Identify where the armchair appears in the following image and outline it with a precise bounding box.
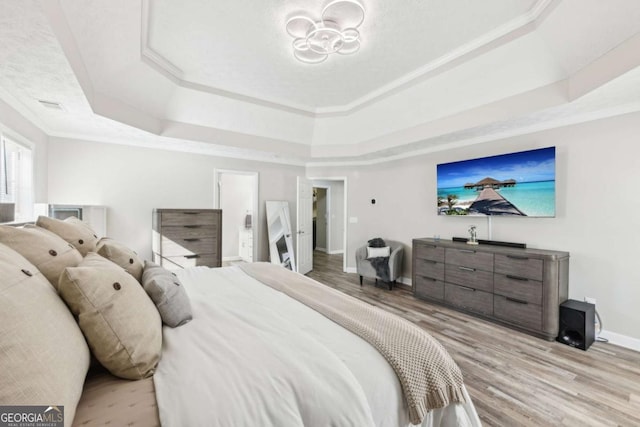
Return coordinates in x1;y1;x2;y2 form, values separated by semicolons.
355;240;404;290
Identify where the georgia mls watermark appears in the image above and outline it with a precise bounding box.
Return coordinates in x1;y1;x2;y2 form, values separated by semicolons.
0;406;63;427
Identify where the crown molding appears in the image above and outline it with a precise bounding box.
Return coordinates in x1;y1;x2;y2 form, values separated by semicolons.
140;0;557;118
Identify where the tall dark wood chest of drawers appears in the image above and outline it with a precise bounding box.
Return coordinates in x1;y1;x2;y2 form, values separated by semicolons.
152;209;222;270
412;238;569;340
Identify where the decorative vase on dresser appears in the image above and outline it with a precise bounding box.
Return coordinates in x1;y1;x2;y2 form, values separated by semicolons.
152;209;222;270
412;238;569;340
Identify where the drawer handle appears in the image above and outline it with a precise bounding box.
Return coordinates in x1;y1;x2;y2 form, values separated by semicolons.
459;249;476;254
506;297;528;305
422;259;437;264
459;285;475;292
184;254;201;259
183;238;201;242
183;212;200;215
459;266;476;272
506;275;529;282
507;255;529;260
183;225;202;229
419;275;437;282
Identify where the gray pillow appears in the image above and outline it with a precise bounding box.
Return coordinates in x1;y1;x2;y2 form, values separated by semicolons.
142;261;193;327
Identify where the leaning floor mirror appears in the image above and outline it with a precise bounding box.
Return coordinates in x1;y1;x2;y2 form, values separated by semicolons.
265;201;296;271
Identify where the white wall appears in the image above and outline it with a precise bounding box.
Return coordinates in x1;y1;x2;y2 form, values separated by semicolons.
47;137;303;262
308;111;640;342
219;173;253;259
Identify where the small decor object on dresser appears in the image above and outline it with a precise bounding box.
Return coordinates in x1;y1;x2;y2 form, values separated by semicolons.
412;237;569;340
152;209;222;271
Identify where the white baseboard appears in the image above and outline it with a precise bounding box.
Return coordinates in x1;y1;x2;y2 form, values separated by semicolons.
600;330;640;352
328;249;344;255
346;267;357;274
315;247;327;253
222;256;242;262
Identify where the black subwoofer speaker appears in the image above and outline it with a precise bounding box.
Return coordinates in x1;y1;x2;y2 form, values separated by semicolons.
557;299;595;351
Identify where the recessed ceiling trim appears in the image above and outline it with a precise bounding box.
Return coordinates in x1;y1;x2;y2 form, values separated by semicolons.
140;0;557;117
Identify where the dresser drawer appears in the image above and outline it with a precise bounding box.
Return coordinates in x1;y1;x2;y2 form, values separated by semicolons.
161;254;220;270
414;276;444;301
445;263;493;293
444;283;493;316
161;225;218;240
160;211;219;226
414;243;445;263
494;295;542;331
161;236;217;257
494;254;543;281
494;274;542;305
445;248;493;271
414;259;444;281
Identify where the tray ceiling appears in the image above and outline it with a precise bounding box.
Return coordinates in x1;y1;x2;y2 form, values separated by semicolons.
0;0;639;165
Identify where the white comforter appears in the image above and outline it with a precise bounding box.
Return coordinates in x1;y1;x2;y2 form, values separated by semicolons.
154;266;481;427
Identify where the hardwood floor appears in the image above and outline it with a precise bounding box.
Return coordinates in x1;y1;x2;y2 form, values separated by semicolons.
307;251;640;426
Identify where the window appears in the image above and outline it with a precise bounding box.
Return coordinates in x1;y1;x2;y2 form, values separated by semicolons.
0;134;33;222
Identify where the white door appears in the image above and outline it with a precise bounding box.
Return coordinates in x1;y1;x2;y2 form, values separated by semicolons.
296;176;313;274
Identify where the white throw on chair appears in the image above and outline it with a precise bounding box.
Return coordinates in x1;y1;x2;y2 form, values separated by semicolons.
355;240;404;290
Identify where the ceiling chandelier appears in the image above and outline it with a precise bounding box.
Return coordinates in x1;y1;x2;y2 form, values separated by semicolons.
285;0;365;64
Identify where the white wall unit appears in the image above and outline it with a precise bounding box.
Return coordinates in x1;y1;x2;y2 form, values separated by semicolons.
238;227;253;262
33;204;108;238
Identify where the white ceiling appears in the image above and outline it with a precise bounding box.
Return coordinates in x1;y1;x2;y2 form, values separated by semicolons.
0;0;639;165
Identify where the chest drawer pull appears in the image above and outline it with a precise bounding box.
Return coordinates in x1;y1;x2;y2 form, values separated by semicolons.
459;266;476;272
459;285;475;292
183;212;200;215
183;238;201;242
419;275;437;282
459;249;476;254
421;259;437;264
184;254;201;259
506;297;528;304
506;274;529;281
507;255;529;260
183;225;202;229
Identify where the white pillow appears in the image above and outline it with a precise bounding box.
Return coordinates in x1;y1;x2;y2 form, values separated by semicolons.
367;246;391;259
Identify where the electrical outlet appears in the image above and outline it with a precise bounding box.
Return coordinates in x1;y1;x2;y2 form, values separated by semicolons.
584;297;596;305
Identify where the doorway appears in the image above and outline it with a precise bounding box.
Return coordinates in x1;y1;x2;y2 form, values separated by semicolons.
214;169;259;264
308;178;347;273
312;186;330;253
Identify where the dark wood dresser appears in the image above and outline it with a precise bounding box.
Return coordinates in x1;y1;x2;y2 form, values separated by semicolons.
152;209;222;270
412;238;569;340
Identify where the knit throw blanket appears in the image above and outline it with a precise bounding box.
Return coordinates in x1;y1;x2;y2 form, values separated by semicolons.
238;262;466;424
367;237;390;281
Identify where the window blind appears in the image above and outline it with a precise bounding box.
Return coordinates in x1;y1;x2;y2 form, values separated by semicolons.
0;134;33;221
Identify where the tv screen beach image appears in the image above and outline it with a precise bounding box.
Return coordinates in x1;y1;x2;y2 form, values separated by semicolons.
437;147;556;217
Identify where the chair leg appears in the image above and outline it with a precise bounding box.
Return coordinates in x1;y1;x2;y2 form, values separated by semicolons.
359;275;363;286
388;281;392;291
375;278;378;284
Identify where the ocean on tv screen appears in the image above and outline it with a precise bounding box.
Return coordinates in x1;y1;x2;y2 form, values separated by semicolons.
437;180;555;217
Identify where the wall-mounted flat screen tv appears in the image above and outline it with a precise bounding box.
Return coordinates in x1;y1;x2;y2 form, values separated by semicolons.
437;147;555;217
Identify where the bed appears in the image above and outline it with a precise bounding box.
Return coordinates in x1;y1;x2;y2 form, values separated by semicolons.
0;217;481;427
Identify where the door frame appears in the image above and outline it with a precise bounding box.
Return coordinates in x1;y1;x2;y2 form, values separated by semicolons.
213;169;259;263
307;176;348;273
